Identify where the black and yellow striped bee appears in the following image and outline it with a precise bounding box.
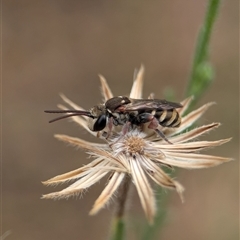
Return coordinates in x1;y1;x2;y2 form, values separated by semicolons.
45;96;182;144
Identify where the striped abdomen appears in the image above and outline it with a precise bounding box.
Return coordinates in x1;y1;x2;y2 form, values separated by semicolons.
155;109;181;128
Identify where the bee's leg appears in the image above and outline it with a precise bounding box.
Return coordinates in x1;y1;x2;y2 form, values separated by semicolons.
109;122;131;147
153;128;172;144
106;117;114;139
137;113;172;144
122;121;131;135
148;118;172;144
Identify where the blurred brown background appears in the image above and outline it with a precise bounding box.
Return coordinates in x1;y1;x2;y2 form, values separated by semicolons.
2;1;239;240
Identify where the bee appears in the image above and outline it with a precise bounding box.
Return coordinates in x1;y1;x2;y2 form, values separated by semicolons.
45;96;182;144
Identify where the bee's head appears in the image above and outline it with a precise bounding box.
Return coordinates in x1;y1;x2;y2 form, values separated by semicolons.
88;105;107;131
87;114;107;131
45;104;108;132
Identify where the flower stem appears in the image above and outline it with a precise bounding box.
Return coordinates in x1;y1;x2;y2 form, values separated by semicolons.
111;218;125;240
186;0;221;108
110;175;131;240
141;187;168;240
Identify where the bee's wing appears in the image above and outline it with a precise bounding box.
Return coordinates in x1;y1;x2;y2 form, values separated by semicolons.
125;99;183;111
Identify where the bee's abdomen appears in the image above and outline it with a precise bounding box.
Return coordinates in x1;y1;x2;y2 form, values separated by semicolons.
155;109;181;128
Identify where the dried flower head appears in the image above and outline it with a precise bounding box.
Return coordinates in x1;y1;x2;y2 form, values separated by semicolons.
42;66;232;223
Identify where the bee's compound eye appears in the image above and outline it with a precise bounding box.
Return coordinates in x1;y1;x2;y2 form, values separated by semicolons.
93;115;107;131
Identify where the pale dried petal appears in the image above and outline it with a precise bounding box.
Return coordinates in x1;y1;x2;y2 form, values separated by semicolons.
148;93;155;99
42;172;107;199
42;157;104;185
60;93;85;111
116;154;131;172
64;167;108;190
42;189;84;199
155;138;231;153
141;157;184;201
55;133;108;149
169;123;220;143
178;96;194;116
42;165;111;199
130;158;156;223
42;157;125;186
129;65;145;99
55;134;127;169
99;74;114;101
90;172;125;215
160;153;232;169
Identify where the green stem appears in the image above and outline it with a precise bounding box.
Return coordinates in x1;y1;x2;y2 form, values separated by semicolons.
141;187;168;240
110;175;131;240
186;0;221;107
111;218;125;240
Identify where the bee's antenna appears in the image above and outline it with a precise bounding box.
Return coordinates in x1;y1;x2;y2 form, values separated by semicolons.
44;110;94;123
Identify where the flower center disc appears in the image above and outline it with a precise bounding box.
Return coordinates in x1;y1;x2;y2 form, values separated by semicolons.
124;136;145;156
